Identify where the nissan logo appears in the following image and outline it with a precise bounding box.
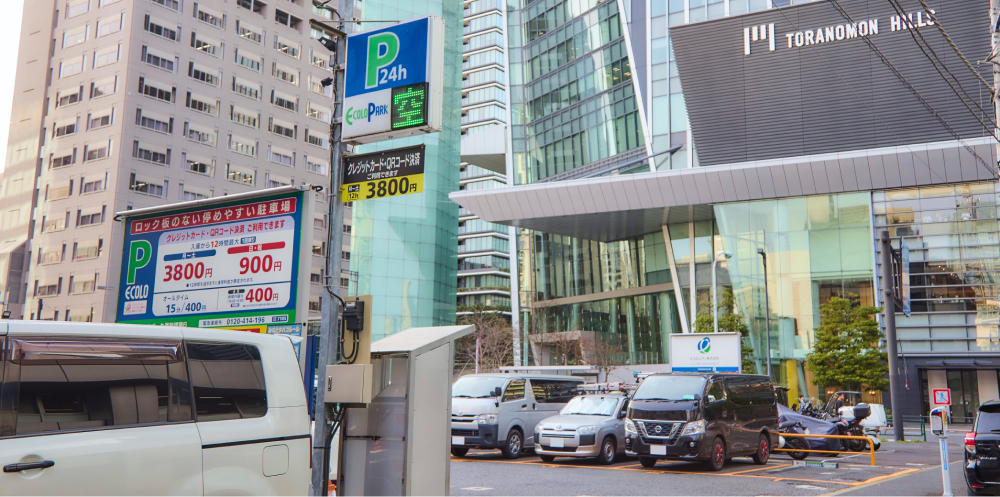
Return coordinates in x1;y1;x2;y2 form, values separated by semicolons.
654;425;663;433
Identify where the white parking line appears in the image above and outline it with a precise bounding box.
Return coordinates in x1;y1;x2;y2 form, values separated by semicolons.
461;487;493;491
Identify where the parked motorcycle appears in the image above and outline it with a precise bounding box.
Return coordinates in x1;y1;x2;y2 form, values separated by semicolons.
777;420;810;460
829;403;879;452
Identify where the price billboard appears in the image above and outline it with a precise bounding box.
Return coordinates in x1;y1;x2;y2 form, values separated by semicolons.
115;189;313;330
342;145;424;202
342;16;443;144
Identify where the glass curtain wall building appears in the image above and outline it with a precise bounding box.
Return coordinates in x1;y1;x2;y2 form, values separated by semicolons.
455;0;1000;417
348;0;463;340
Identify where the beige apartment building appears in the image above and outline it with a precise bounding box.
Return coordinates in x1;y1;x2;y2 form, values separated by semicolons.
0;0;351;323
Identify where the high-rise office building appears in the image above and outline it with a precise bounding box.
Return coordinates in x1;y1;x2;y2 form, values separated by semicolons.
455;0;1000;420
0;0;351;324
456;0;513;322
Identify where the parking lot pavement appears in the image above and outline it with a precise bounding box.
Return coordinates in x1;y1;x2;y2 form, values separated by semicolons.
449;438;968;496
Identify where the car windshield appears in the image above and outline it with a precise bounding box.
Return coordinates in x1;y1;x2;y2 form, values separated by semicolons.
633;376;707;401
977;407;1000;432
561;396;619;416
453;376;506;398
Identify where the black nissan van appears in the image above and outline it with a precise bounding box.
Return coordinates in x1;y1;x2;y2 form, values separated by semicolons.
624;373;778;471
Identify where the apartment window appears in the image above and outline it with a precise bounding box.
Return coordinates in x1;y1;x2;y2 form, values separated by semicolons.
63;26;87;49
136;109;172;134
53;118;79;138
42;213;69;232
87;109;113;129
270;118;295;139
310;50;330;70
306;130;327;148
230;106;258;128
188;62;220;86
38;245;65;265
195;4;225;29
269;147;293;166
343;224;351;234
307;104;330;122
235;20;263;44
190;32;222;58
73;239;103;260
36;279;61;297
272;63;298;85
150;0;180;11
310;272;322;283
308;77;331;97
341;251;350;261
266;174;290;188
308;300;320;311
138;77;174;103
84;142;110;161
236;0;263;13
66;307;95;321
97;15;122;37
144;15;179;41
129;174;166;197
90;77;116;99
306;158;328;175
179;185;209;201
80;175;106;194
59;56;85;78
66;0;90;18
99;0;122;6
312;243;325;256
340;278;350;287
271;91;296;112
227;164;254;185
313;216;326;229
141;46;176;72
77;206;106;227
274;10;301;29
56;86;83;107
133;141;171;165
94;44;120;68
46;181;73;201
183;155;214;176
186;92;218;116
50;150;76;169
231;78;259;101
274;36;300;58
70;274;98;294
234;49;262;72
229;135;256;157
183;122;216;146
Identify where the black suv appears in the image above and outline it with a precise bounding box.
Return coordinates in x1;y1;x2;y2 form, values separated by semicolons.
625;373;778;471
965;400;1000;494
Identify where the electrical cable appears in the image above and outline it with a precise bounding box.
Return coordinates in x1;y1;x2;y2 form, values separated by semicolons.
917;0;996;98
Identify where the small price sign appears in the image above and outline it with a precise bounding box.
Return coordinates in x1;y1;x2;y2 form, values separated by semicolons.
342;145;425;202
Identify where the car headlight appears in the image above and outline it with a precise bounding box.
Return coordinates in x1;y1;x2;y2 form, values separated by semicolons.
578;425;597;435
624;418;638;434
477;414;498;425
681;419;706;436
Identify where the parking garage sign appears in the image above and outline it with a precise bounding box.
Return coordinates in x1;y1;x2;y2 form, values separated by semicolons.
115;190;312;330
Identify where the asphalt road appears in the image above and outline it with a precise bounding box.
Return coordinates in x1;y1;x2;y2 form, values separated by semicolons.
449;433;974;496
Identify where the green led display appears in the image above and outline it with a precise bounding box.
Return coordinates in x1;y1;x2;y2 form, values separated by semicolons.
390;83;428;130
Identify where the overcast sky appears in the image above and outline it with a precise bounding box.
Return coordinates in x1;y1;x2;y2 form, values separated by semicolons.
0;3;25;174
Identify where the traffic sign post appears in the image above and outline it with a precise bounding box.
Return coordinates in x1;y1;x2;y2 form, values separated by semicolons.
930;407;953;497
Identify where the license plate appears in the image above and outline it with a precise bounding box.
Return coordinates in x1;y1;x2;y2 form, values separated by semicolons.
452;436;465;446
651;445;666;456
551;438;564;448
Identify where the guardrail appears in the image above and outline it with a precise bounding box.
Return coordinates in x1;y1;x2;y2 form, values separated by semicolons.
772;432;877;466
885;417;927;441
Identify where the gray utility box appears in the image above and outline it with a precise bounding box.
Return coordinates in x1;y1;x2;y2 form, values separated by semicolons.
325;364;373;406
337;325;473;496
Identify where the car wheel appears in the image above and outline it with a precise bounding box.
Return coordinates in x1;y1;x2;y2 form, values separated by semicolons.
639;456;657;468
752;434;770;465
596;436;616;465
451;447;469;458
501;428;523;459
539;455;556;463
707;437;726;471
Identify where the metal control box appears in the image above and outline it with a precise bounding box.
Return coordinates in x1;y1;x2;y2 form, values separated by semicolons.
325;364;373;406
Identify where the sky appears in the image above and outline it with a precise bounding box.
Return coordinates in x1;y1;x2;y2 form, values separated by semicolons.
0;2;25;174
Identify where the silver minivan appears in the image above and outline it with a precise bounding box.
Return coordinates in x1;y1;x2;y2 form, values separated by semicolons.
450;374;584;459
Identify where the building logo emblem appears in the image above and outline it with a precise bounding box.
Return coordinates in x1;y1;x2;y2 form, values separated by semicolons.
743;23;775;55
697;336;712;355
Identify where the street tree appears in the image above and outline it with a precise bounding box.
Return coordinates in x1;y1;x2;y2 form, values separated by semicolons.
580;336;626;382
806;294;888;392
693;288;756;374
455;305;513;374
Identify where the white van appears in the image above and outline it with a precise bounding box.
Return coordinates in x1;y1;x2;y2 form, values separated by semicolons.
0;321;309;495
451;373;584;459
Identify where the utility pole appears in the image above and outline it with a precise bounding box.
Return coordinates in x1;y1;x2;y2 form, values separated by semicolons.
757;248;771;378
881;231;905;442
311;3;351;494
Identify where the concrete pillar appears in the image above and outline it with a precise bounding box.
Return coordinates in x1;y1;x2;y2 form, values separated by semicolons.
785;359;799;406
610;298;619;336
659;292;676;365
979;370;999;404
626;297;637;365
570;303;582;331
927;369;949;418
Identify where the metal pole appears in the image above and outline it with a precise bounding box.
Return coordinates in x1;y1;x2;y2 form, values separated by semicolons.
940;431;953;497
758;249;771;379
712;252;731;334
311;15;350;495
881;230;905;442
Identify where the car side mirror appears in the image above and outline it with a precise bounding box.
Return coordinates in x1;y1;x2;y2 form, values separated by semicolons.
491;386;502;398
707;395;717;403
617;411;626;419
